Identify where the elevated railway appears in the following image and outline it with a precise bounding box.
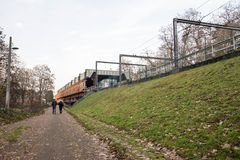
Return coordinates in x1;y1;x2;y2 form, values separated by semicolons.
56;34;240;104
56;69;129;104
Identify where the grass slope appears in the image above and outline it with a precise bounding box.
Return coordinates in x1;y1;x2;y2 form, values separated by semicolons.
70;57;240;159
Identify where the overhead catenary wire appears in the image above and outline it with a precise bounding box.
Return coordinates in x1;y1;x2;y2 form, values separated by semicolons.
196;0;212;10
201;0;233;19
131;40;161;54
178;0;234;33
127;35;159;53
128;0;233;54
128;0;214;54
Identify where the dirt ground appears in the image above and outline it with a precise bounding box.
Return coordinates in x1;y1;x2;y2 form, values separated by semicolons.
0;107;114;160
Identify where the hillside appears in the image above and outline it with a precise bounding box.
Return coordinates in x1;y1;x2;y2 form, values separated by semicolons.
70;57;240;159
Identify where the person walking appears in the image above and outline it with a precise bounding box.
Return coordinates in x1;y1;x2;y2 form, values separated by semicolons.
58;100;64;114
52;99;57;114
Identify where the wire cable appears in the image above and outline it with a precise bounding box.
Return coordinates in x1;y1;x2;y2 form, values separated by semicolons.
128;35;158;53
129;0;214;52
127;35;159;53
133;40;161;54
178;0;234;34
201;0;233;19
196;0;212;10
128;0;231;54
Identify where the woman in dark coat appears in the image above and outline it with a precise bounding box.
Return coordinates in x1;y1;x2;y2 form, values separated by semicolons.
58;100;64;114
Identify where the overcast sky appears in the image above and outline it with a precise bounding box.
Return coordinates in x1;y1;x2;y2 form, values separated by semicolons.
0;0;229;92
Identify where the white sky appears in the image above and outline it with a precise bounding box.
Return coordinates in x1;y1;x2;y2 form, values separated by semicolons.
0;0;229;92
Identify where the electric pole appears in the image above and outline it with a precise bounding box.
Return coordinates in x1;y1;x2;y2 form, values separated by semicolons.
5;37;18;109
5;37;12;109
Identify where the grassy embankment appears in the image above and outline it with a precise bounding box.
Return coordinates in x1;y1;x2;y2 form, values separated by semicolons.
69;57;240;159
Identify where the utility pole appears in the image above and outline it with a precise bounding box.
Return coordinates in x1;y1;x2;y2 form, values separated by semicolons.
173;18;178;68
5;37;18;109
204;34;207;60
95;61;98;90
119;54;122;86
5;37;12;109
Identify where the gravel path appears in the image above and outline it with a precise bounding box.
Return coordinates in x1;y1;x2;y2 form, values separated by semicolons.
0;108;113;160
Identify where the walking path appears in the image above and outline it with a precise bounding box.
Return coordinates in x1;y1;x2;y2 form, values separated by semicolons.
0;108;113;160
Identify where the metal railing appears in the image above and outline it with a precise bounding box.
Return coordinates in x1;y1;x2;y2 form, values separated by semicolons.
138;34;240;79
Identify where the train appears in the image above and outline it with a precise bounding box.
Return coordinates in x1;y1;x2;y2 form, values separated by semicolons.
55;69;96;104
56;69;128;104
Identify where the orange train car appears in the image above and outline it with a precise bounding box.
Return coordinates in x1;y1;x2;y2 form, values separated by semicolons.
56;69;125;104
56;70;95;104
56;80;86;102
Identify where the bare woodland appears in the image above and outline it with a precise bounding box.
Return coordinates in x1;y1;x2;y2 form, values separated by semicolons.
0;31;55;108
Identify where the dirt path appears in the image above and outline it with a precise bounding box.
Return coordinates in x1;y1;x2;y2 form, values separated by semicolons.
0;108;114;160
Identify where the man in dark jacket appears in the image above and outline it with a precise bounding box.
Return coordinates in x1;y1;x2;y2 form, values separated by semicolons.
58;100;64;114
51;99;57;114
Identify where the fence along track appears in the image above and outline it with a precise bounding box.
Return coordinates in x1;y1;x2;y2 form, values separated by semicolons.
136;34;240;80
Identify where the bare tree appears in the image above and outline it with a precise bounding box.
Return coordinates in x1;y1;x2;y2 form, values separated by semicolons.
178;9;206;56
159;24;174;60
14;67;31;105
121;58;134;81
158;8;212;65
28;69;38;105
212;1;240;42
0;28;6;106
33;65;55;104
0;27;7;84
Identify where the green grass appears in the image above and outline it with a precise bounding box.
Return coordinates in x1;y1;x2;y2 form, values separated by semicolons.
67;108;165;159
0;108;32;126
0;126;29;143
70;56;240;159
5;126;29;142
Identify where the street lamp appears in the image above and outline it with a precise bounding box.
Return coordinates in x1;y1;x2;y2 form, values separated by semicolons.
5;36;18;109
12;47;19;50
